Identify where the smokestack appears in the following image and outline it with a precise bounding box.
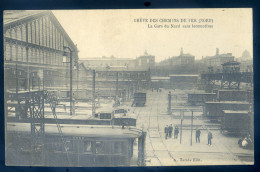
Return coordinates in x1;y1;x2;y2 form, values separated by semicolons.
216;48;219;56
180;48;183;56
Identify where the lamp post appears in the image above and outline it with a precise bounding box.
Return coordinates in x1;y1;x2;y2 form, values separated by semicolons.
63;46;73;116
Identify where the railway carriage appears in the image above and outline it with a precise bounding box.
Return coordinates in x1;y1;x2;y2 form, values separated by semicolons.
6;123;146;166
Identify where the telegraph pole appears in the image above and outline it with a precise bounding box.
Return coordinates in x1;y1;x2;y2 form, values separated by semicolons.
63;46;73;116
190;111;194;146
180;110;183;144
115;72;119;107
70;50;73;116
92;70;96;117
168;91;172;115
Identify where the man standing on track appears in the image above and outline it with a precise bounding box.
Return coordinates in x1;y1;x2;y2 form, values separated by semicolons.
168;124;173;138
174;126;179;139
164;125;169;139
208;130;213;145
196;128;201;143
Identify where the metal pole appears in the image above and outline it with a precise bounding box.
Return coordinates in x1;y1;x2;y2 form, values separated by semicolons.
77;63;79;92
168;91;171;115
180;111;183;144
115;72;118;107
190;111;193;146
70;50;73;116
15;64;18;94
43;72;45;90
92;70;96;117
38;77;40;91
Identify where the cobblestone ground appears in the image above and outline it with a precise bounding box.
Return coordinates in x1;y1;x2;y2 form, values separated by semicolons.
134;89;254;166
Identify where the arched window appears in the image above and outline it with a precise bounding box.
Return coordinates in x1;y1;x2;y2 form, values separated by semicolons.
11;45;16;61
43;51;46;64
20;47;24;62
11;28;16;39
17;46;22;61
18;27;23;40
22;47;27;62
31;22;35;44
5;29;11;38
28;23;32;43
21;25;26;41
34;48;39;63
5;43;11;61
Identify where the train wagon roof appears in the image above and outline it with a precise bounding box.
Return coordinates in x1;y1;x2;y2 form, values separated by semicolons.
188;93;216;95
223;110;249;114
7;123;143;138
205;101;250;105
218;90;250;92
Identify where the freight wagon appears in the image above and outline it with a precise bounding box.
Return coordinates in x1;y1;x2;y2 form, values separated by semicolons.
187;93;216;105
132;92;146;107
204;101;250;121
220;110;249;134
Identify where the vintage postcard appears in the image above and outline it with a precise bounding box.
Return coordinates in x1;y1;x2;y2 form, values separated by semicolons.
4;9;253;166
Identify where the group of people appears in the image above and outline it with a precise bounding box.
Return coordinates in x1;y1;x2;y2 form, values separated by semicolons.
164;126;213;146
164;124;179;140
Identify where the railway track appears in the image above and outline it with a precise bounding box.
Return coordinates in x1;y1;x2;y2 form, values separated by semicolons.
144;91;179;166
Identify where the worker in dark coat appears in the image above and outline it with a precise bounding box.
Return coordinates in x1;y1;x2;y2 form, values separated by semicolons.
196;128;201;143
164;125;169;139
168;124;173;138
208;130;213;145
174;126;179;139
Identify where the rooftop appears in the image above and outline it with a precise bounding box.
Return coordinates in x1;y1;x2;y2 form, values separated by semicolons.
223;110;249;114
4;10;47;25
7;123;143;138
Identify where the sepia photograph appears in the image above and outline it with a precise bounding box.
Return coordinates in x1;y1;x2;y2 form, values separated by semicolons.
4;9;253;167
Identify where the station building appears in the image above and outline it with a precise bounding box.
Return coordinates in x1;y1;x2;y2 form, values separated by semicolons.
4;10;79;92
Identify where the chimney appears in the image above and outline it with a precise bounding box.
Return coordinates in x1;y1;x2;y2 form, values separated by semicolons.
180;48;183;56
216;48;219;56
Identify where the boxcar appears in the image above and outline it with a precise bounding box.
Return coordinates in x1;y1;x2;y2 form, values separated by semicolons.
220;110;249;134
187;93;216;105
132;92;146;107
217;90;253;102
204;101;250;121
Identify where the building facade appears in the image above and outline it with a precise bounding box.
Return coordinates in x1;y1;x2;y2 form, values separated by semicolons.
158;48;195;67
80;56;136;70
237;50;253;72
4;10;78;92
135;51;155;69
200;48;235;69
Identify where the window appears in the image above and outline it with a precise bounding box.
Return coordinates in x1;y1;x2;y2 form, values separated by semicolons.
95;141;105;154
65;140;73;152
84;141;92;153
114;142;123;154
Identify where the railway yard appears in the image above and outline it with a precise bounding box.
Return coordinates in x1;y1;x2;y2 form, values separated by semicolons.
4;10;254;167
6;88;254;166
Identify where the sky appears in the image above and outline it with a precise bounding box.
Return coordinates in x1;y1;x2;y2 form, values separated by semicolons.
52;9;253;62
